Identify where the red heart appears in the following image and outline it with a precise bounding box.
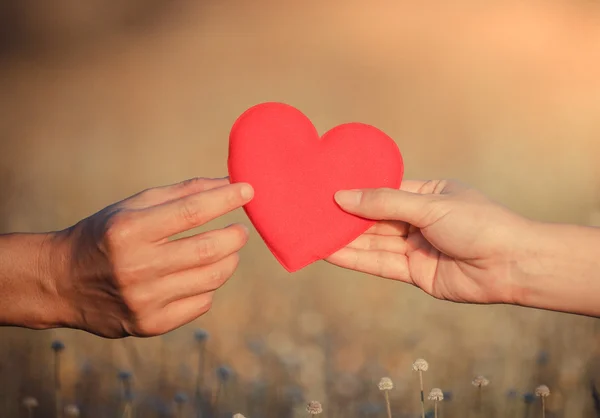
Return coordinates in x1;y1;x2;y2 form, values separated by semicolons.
228;102;404;272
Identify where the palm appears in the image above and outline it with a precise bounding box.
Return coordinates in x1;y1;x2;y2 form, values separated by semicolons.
327;221;496;304
404;227;490;303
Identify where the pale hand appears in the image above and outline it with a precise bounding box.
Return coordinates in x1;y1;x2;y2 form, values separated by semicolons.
327;180;531;305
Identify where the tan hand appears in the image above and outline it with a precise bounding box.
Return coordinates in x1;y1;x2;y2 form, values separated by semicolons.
51;177;253;338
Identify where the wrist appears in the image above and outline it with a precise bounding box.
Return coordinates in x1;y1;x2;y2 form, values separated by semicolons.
509;220;600;316
0;231;76;329
38;230;79;329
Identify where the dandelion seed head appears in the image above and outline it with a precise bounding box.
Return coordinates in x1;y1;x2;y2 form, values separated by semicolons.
428;388;444;401
472;376;490;387
51;340;65;352
247;339;266;356
216;365;234;382
536;350;550;366
233;414;246;418
22;397;38;408
194;329;209;342
306;401;323;414
118;370;132;381
378;377;394;391
174;392;188;404
412;358;429;372
535;385;550;397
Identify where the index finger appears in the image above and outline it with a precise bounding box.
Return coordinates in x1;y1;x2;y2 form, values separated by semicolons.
127;177;231;209
135;182;254;241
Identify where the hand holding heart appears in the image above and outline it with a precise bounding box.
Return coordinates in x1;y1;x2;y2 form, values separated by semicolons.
327;180;530;305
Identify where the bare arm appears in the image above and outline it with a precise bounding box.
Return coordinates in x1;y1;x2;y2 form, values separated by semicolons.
0;233;65;329
513;221;600;317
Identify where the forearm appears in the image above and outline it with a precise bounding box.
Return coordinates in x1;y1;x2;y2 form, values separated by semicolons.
0;232;68;329
512;221;600;317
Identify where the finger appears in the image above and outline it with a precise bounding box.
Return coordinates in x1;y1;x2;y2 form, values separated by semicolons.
334;187;444;227
346;234;408;253
151;253;239;304
365;220;409;236
155;224;248;275
126;177;229;209
325;247;411;282
136;183;254;241
398;180;430;193
138;291;215;336
127;177;230;209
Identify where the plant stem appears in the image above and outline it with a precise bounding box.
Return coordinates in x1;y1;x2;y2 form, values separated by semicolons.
54;351;62;418
419;371;425;418
435;400;438;418
384;390;392;418
213;382;224;418
542;397;546;418
195;342;206;418
121;402;132;418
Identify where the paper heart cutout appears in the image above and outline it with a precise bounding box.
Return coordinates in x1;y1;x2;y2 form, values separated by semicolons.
228;102;404;272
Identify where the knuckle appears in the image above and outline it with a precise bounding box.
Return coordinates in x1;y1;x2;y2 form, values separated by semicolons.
206;266;226;286
205;256;237;289
122;288;152;315
139;187;161;202
369;189;394;214
179;199;203;227
195;237;219;261
105;213;136;246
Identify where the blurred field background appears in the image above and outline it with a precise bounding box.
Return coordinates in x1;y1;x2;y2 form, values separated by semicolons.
1;1;600;417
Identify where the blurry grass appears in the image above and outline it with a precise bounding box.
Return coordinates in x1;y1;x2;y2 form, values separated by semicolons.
1;1;600;417
6;326;600;417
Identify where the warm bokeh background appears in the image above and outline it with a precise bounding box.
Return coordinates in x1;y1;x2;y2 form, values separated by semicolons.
1;1;600;417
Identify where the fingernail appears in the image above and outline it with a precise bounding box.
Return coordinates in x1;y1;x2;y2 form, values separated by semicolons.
227;223;250;234
240;183;254;200
334;190;362;207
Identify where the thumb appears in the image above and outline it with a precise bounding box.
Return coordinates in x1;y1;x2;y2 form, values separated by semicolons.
334;188;440;227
